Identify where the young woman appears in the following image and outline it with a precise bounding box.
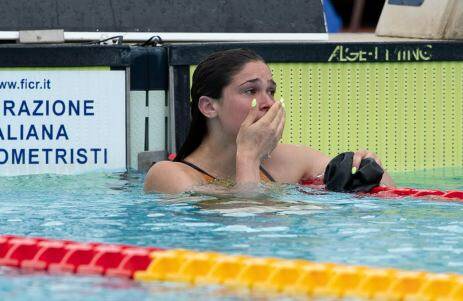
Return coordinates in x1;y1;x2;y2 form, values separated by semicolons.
144;49;394;194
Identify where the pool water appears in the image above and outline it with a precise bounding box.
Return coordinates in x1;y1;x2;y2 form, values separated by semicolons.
0;168;462;300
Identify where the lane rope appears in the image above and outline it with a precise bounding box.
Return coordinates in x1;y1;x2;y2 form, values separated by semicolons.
2;235;463;300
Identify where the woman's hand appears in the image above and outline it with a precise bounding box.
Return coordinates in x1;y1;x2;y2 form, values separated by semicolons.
352;149;395;187
236;100;285;162
235;100;285;183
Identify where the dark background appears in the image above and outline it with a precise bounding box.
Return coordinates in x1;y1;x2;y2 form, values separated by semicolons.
331;0;386;32
0;0;325;33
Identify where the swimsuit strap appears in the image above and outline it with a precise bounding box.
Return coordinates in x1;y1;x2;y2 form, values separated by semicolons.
259;165;275;182
181;160;275;183
181;160;216;180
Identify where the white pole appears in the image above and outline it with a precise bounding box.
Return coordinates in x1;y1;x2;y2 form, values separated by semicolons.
0;31;328;43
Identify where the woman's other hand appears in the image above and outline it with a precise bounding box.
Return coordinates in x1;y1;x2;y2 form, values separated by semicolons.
352;149;395;187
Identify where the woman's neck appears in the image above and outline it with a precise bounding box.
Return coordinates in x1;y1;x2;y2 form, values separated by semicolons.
186;130;238;179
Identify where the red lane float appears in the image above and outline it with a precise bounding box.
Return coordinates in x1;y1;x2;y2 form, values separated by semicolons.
0;235;162;278
300;179;463;202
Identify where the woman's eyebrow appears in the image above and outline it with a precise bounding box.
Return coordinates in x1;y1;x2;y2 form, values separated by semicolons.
239;78;260;86
239;78;276;87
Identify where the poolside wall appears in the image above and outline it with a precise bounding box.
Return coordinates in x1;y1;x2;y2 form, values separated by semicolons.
1;40;462;175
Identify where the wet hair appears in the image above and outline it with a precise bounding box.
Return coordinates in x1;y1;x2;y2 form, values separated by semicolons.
174;48;264;162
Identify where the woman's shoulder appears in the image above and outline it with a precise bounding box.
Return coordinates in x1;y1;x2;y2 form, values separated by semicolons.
272;144;327;159
144;160;200;193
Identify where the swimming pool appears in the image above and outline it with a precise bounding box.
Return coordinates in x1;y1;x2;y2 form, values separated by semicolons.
0;168;462;300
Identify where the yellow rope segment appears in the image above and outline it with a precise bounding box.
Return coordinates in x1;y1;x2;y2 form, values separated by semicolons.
134;249;463;300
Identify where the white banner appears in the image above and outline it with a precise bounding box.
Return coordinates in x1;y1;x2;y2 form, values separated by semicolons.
0;70;126;176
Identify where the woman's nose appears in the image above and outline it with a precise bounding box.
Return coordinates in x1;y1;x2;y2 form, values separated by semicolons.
259;93;275;108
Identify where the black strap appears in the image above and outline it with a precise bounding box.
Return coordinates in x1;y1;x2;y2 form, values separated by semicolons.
259;165;275;182
181;160;216;179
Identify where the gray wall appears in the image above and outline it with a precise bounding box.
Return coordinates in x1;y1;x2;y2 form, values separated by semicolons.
0;0;325;33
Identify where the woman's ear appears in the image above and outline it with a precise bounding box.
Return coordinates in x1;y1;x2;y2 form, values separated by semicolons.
198;96;218;118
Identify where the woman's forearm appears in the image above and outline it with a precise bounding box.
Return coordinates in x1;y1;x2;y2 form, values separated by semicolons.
235;151;260;184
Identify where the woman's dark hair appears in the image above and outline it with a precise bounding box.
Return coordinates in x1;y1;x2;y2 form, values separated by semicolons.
174;48;264;162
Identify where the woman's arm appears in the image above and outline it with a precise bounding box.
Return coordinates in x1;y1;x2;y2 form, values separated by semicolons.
273;145;395;187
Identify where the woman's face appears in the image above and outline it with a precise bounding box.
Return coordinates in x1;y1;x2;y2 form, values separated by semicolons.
216;60;277;136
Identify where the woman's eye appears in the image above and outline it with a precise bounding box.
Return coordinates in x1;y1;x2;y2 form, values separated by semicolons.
269;89;276;96
244;89;256;95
